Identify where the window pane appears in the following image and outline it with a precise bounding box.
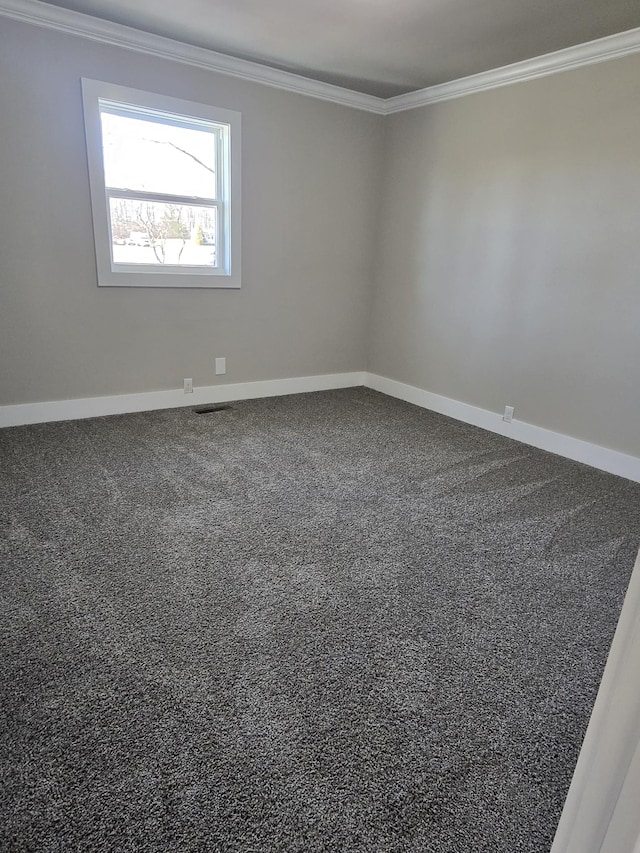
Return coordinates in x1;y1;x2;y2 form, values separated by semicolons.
109;199;218;267
101;111;217;198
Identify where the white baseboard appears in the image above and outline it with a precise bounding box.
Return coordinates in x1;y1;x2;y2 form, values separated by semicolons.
0;371;366;428
364;372;640;484
2;370;638;483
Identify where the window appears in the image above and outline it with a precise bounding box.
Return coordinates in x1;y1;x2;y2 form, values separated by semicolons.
81;79;241;288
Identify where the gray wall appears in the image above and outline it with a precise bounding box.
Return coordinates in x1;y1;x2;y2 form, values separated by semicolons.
369;56;640;458
0;19;383;404
2;17;639;459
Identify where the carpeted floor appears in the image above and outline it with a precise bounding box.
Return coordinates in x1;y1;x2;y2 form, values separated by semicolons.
1;387;639;852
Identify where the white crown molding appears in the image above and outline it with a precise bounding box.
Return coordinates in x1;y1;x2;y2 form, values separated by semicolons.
383;26;640;114
0;372;367;428
1;0;639;113
365;373;640;483
0;0;386;114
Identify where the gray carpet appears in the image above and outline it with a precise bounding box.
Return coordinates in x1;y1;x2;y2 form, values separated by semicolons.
1;387;639;852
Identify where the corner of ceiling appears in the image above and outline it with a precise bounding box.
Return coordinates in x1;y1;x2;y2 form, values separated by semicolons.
1;0;640;115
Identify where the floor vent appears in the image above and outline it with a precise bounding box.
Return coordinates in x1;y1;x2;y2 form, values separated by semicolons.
193;404;232;415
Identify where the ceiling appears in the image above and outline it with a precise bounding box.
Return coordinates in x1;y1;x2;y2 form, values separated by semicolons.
36;0;640;97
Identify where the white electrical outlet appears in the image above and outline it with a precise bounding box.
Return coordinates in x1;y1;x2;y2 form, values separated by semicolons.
184;378;193;394
215;357;226;376
503;405;514;423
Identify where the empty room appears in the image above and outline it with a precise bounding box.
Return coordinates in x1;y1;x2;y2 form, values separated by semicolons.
1;0;640;850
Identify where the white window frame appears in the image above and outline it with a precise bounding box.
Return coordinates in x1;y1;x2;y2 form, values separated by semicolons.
81;79;241;288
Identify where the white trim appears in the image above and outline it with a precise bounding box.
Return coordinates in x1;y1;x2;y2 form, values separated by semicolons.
383;27;640;113
0;0;385;114
550;549;640;853
0;372;366;428
2;0;640;114
2;371;638;482
364;373;640;483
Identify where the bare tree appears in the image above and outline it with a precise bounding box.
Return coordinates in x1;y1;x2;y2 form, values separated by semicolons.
142;138;214;175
